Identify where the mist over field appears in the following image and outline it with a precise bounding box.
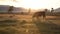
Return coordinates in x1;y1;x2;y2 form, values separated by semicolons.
0;5;60;34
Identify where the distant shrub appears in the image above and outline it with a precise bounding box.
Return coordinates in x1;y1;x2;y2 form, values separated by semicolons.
33;20;60;34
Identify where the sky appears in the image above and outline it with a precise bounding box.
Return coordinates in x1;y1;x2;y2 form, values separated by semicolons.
0;0;60;10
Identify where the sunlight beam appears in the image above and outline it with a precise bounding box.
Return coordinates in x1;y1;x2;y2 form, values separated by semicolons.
0;0;60;9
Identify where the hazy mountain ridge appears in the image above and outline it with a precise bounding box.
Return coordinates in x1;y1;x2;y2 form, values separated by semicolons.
0;5;10;12
0;5;26;13
54;7;60;12
0;5;60;15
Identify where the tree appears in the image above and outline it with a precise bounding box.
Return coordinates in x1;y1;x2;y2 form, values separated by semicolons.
8;6;14;14
51;8;54;12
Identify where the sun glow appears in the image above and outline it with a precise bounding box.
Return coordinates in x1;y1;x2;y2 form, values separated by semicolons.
13;0;50;9
0;0;60;9
13;0;60;9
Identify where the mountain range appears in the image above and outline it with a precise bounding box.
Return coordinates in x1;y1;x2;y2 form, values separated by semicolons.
0;5;26;13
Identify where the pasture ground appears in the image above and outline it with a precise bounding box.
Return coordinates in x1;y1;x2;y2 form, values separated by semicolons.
0;14;60;34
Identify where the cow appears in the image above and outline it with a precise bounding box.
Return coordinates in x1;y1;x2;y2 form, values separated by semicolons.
32;9;47;21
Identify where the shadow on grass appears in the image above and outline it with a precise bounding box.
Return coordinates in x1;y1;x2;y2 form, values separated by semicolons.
1;19;60;34
0;28;18;34
0;19;19;27
33;20;60;34
0;20;28;34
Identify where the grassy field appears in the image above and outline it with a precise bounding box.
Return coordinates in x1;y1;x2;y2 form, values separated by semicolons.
0;14;60;34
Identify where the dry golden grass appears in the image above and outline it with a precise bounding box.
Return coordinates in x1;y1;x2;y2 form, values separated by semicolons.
0;14;60;34
0;14;60;23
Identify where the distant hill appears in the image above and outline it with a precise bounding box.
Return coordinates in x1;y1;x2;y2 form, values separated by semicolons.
54;8;60;12
0;5;10;13
13;7;27;13
0;5;26;14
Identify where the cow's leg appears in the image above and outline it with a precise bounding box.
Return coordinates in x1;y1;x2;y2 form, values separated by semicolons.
43;14;46;22
42;13;45;19
43;15;45;19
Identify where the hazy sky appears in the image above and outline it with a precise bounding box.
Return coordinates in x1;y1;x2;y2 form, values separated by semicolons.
0;0;60;9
